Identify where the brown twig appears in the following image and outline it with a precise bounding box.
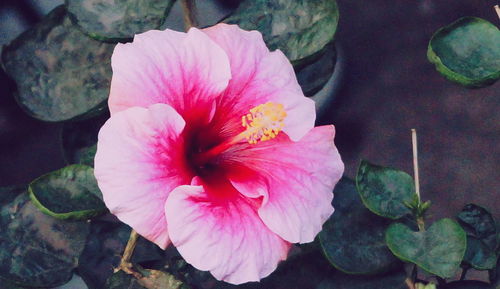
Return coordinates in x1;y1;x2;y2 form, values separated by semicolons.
181;0;198;31
115;230;142;279
405;278;416;289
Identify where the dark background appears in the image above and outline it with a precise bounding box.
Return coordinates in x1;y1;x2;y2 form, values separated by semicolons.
0;0;499;223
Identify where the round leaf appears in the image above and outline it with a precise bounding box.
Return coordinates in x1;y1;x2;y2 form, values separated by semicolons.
440;280;494;289
0;185;26;206
457;204;498;270
319;178;400;274
29;164;107;220
66;0;176;41
356;160;416;219
318;269;407;289
1;6;114;122
457;204;497;248
427;17;500;88
296;41;337;96
385;218;467;278
462;236;497;270
0;194;90;287
62;113;108;167
224;0;339;65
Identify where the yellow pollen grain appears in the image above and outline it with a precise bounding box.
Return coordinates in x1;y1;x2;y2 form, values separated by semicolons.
241;102;287;144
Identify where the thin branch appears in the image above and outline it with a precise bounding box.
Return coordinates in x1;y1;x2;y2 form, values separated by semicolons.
411;129;421;202
405;278;416;289
181;0;198;31
115;230;142;279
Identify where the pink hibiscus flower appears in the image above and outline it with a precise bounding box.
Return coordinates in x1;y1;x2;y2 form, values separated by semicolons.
94;24;344;284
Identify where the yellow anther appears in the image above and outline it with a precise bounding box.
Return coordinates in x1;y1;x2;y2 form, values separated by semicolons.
241;102;287;144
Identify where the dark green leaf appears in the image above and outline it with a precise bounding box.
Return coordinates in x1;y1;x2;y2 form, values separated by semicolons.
356;160;416;219
457;204;497;249
439;280;494;289
225;0;339;65
427;17;500;88
78;220;165;289
319;178;400;274
296;41;337;96
1;6;114;122
214;249;336;289
0;185;26;206
66;0;176;41
462;237;497;270
385;218;467;278
488;257;500;287
105;269;189;289
29;164;107;220
457;204;498;270
62;113;108;167
318;269;407;289
0;194;90;287
1;279;31;289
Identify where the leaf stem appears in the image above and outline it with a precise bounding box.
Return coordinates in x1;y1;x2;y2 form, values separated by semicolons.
115;230;142;279
181;0;198;31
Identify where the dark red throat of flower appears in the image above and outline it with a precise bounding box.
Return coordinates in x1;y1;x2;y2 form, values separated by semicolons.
189;102;287;173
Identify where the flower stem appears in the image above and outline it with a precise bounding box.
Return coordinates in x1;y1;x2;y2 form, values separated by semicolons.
181;0;198;31
411;129;420;202
115;230;142;279
411;129;426;231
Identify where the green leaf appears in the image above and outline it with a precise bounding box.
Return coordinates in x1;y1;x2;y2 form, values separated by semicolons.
0;193;90;287
385;218;467;278
78;220;165;289
318;269;407;289
296;41;337;96
427;17;500;88
62;114;108;167
105;269;189;289
462;237;497;270
66;0;176;42
1;279;31;289
457;204;498;270
29;164;107;220
319;178;400;275
0;185;26;206
457;204;497;249
1;6;114;122
439;280;494;289
225;0;339;65
356;160;416;219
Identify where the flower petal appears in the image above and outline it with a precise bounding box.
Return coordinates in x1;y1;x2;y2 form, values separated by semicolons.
108;27;231;121
228;125;344;243
165;179;290;284
94;104;192;249
203;24;315;141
